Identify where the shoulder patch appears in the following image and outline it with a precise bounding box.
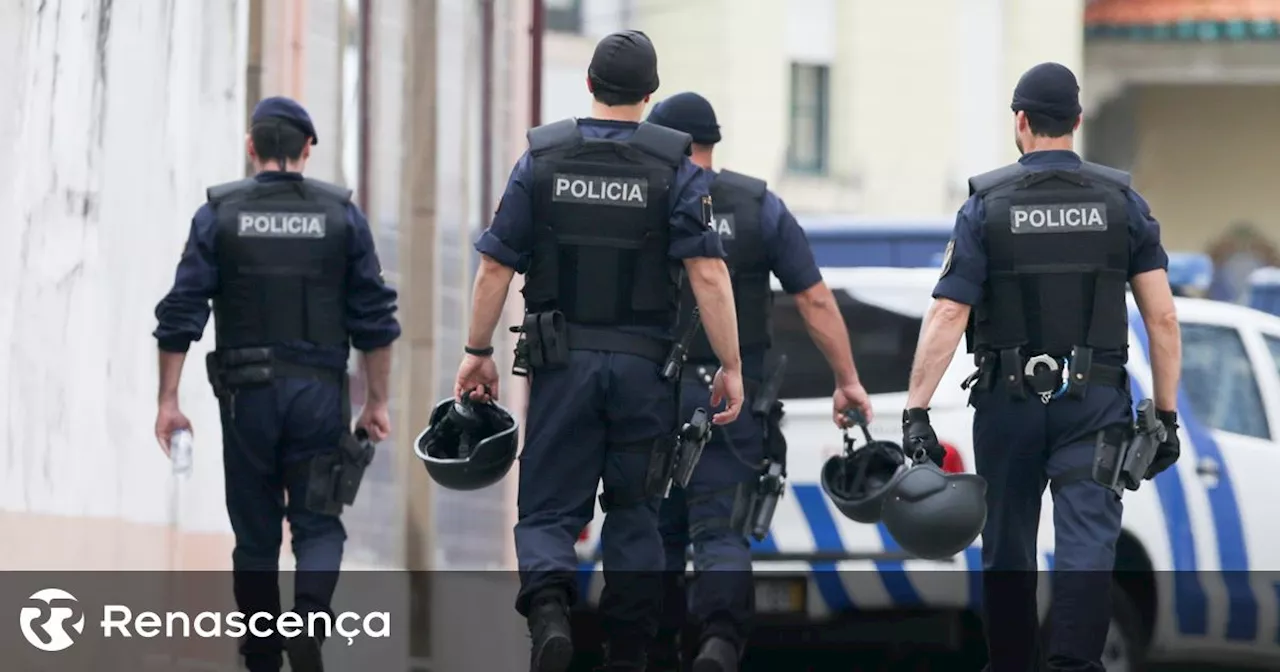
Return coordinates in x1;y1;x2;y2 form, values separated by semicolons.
940;239;955;279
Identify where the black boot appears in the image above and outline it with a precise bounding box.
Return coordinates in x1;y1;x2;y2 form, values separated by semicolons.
649;627;682;671
283;634;325;672
528;593;574;672
692;637;739;672
595;640;647;672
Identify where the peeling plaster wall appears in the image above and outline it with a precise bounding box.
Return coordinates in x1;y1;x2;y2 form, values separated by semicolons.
0;0;248;561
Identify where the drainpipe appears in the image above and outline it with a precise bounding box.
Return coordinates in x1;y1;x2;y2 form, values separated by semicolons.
530;0;544;127
480;0;494;227
245;0;264;176
357;0;373;212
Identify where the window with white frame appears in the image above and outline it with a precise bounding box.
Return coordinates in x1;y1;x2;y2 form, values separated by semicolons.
787;62;829;174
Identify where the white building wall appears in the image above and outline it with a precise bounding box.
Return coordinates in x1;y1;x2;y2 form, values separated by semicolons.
636;0;1085;219
0;0;249;567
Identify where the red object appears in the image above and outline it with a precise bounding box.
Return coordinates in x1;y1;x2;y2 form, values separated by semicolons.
939;442;966;474
1085;0;1280;26
578;525;591;542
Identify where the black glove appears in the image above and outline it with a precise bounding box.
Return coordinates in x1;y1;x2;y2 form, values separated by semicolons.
902;407;944;468
1145;409;1180;479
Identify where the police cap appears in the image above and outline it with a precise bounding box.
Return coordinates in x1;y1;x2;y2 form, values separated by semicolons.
648;92;721;145
1010;62;1082;120
251;96;319;145
588;30;660;98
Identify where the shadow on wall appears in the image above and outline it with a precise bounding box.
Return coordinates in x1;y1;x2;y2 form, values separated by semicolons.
1206;221;1280;303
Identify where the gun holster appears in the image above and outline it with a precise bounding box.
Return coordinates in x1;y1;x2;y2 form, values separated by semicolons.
510;311;569;376
303;428;376;516
731;460;786;542
641;434;679;502
671;408;712;491
1090;423;1131;497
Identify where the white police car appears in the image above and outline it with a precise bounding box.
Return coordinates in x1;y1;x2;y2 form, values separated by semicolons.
575;265;1280;670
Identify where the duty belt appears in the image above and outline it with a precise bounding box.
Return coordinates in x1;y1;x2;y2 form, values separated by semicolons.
965;346;1127;404
566;325;670;364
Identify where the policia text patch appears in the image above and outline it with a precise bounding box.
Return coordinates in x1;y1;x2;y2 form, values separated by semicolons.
552;174;648;208
238;212;327;238
1009;203;1107;234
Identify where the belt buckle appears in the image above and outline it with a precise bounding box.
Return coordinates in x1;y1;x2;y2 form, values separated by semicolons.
1024;354;1065;405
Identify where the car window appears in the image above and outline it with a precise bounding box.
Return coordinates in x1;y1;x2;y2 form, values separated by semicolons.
770;289;921;399
1264;334;1280;380
1179;323;1270;440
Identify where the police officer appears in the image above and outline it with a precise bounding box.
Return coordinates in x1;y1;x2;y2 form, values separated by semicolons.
901;63;1182;672
644;92;873;672
153;97;400;672
457;31;744;672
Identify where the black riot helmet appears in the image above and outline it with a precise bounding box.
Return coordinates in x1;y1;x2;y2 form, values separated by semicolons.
881;449;988;560
413;395;518;491
820;417;908;525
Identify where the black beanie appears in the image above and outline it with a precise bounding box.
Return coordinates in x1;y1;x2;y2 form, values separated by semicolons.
647;92;721;145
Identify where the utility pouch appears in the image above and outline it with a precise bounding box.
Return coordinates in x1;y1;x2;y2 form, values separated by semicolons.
1066;346;1093;400
999;348;1027;401
511;311;570;374
671;408;712;490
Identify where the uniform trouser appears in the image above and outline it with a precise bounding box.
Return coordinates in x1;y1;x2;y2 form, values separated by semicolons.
514;350;676;655
657;381;764;651
221;378;348;672
971;382;1131;672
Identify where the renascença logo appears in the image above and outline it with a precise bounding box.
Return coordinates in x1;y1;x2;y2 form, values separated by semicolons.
17;587;390;652
20;588;86;652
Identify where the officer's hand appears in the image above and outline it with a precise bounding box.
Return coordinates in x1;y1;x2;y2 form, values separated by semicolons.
1145;410;1181;479
709;366;744;425
454;353;500;403
357;403;392;443
902;407;944;468
155;401;192;456
834;381;873;428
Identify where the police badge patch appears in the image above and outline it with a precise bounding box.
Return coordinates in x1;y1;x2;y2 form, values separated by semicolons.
701;195;715;230
939;239;955;278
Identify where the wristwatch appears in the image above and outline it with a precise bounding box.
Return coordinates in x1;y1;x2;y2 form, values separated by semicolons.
464;345;494;357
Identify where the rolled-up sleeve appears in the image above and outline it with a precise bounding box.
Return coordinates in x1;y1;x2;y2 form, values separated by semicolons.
153;206;219;353
764;193;822;294
475;153;536;272
345;204;402;351
666;161;725;260
931;196;988;306
1126;189;1169;277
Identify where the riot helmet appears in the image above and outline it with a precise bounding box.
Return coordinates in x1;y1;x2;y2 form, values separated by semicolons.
881;449;988;560
414;394;518;491
820;417;908;525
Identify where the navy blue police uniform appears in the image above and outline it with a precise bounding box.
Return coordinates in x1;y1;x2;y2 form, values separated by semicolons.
935;147;1167;671
153;97;400;672
475;117;721;658
659;175;821;652
643;87;824;669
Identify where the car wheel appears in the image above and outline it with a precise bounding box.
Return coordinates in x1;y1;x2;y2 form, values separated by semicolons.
1103;581;1147;672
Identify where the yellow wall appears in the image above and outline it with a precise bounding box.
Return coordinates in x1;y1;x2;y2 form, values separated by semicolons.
1132;85;1280;253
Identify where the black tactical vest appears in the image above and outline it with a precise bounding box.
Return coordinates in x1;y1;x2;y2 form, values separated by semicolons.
207;177;351;350
682;169;772;361
966;161;1132;357
522;119;691;328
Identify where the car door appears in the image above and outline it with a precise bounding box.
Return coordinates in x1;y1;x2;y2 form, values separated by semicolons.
1175;318;1278;660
